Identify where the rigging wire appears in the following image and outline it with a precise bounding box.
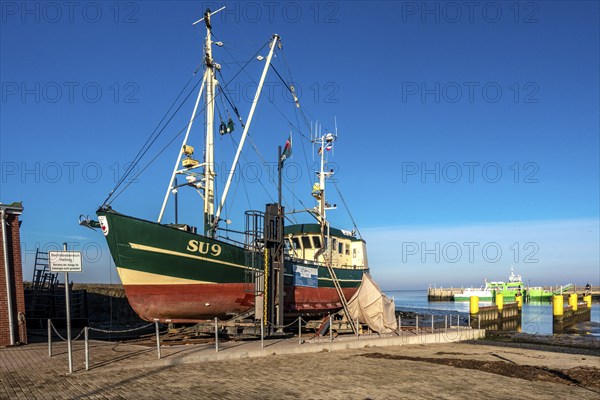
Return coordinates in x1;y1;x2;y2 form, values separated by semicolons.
106;40;270;204
332;181;363;240
102;64;203;206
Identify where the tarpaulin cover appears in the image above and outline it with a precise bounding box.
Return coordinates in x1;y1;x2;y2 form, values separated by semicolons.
347;273;397;333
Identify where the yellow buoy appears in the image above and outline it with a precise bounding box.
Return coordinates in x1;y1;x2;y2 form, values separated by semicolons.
553;295;563;316
469;296;479;314
496;293;504;312
583;295;592;309
568;293;578;311
516;295;523;310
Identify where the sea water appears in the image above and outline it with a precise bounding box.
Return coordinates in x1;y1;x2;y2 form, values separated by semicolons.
385;289;600;337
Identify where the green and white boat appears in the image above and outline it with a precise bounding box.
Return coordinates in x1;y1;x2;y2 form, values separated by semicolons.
454;268;524;301
454;268;573;302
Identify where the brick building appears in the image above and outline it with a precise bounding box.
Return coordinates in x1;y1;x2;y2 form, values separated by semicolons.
0;202;27;346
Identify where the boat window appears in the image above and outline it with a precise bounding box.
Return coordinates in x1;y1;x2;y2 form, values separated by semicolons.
345;243;350;255
291;237;301;249
313;236;322;248
352;248;357;258
301;236;312;249
338;242;343;254
332;238;337;251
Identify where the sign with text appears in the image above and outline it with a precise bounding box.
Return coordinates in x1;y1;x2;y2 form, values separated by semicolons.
49;251;83;272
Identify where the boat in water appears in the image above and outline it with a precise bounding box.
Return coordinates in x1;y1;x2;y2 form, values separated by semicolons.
454;267;573;302
80;9;368;325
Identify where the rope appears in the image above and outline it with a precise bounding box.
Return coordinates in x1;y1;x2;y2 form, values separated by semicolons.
88;322;155;334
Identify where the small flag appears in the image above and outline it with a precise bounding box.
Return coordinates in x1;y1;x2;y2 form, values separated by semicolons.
325;142;333;151
318;147;322;155
281;133;292;163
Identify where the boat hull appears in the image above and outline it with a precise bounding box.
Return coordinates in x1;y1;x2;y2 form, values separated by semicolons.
98;209;366;322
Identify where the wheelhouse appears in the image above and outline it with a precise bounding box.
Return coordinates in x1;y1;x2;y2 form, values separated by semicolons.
284;223;368;269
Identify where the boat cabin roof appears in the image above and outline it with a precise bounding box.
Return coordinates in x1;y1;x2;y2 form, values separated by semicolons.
284;223;363;242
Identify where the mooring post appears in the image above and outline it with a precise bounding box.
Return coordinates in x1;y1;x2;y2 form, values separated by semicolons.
260;314;264;348
155;321;161;359
431;315;434;333
47;319;52;357
398;315;401;336
478;315;481;330
356;316;359;340
468;313;471;328
444;315;447;332
298;317;302;345
84;327;89;371
416;315;419;334
215;318;219;352
329;313;332;342
457;314;460;328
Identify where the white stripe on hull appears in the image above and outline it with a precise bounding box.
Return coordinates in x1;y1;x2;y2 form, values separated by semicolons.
117;267;217;285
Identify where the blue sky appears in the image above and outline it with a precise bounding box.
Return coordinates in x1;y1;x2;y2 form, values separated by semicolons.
1;1;598;289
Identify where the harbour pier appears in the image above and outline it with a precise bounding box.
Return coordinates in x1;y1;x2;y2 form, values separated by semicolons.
468;294;522;331
552;294;592;333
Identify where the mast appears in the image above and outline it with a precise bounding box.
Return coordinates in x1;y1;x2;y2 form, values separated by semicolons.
312;131;336;225
157;8;224;225
203;9;217;236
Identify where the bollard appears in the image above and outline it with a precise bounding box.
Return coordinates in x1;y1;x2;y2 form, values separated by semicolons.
298;317;302;345
583;295;592;309
469;296;479;315
329;313;333;342
431;315;434;333
444;315;447;331
553;295;564;316
468;313;471;328
260;314;264;348
457;314;460;328
568;293;578;311
496;293;504;312
416;315;419;333
398;315;401;336
47;319;52;358
155;321;161;359
84;327;89;371
215;317;219;352
516;295;523;310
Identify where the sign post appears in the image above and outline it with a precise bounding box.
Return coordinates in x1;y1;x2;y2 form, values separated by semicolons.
49;244;82;374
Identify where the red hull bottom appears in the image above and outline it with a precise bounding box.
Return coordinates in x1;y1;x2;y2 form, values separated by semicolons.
124;283;358;323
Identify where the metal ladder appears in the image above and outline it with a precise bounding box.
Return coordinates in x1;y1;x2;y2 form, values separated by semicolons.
31;249;57;291
325;263;356;334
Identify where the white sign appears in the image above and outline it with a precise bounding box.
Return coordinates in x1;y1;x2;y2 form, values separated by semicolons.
49;251;83;272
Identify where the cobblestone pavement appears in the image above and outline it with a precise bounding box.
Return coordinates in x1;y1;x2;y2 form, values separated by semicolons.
1;337;599;399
